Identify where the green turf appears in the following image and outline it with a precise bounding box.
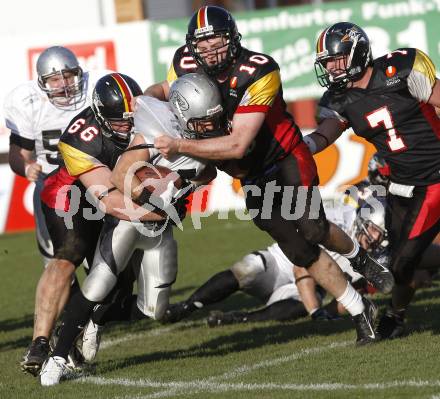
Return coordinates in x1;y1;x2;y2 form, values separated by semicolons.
1;214;440;399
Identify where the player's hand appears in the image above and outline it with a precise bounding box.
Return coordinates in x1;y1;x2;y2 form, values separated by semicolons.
25;162;42;182
154;135;179;159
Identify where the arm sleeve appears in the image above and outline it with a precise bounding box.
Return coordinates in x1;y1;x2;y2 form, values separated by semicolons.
407;49;437;103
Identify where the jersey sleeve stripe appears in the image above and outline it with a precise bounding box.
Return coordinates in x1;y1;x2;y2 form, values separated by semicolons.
111;73;133;113
407;49;437;102
235;104;271;113
59;141;103;177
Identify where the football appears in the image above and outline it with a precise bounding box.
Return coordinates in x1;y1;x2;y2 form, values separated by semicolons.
135;165;183;197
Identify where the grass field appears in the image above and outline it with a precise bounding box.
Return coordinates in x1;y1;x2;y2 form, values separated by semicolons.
1;214;440;399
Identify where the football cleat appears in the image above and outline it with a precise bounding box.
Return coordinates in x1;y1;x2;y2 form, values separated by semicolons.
50;324;85;370
207;310;247;327
40;356;69;386
20;336;50;376
377;308;406;340
81;319;102;362
161;302;193;324
352;297;379;346
350;247;394;294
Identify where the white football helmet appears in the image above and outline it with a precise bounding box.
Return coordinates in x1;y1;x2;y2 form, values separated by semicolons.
36;46;84;109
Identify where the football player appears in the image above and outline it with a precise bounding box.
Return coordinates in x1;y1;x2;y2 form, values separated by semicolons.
25;73;161;377
39;73;226;386
5;46;108;263
307;22;440;339
8;46;111;375
148;6;392;345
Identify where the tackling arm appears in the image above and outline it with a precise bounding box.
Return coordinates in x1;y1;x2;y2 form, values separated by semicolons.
110;133;152;202
79;165;163;222
155;112;265;160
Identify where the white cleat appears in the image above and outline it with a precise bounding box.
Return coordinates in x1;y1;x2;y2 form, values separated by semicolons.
40;356;68;386
82;319;102;362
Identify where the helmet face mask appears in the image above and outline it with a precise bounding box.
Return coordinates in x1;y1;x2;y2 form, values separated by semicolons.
36;46;84;109
91;73;142;143
315;22;372;91
168;73;226;139
186;6;241;76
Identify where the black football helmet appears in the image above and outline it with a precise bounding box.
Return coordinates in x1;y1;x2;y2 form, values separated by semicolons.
368;153;390;186
186;6;241;75
315;22;372;91
91;73;142;142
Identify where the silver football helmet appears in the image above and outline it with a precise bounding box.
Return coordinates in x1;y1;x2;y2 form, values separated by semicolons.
168;73;226;139
353;196;388;256
36;46;84;109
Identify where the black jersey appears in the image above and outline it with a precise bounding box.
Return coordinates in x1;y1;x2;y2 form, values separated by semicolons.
41;107;128;209
318;48;440;186
169;46;302;179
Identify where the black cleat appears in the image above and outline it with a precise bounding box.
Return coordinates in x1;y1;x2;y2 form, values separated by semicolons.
207;310;247;327
352;297;379;346
161;302;193;324
350;247;395;294
377;309;406;340
20;336;50;376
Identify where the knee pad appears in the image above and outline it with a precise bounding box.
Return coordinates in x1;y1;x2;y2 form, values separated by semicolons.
137;235;178;320
82;262;118;302
231;253;266;288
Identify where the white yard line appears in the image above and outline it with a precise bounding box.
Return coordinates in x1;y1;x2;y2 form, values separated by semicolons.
80;377;440;397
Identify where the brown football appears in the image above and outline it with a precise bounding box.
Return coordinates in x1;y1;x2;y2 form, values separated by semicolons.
135;165;182;196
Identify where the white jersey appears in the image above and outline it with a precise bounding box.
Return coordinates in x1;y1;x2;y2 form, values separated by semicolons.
4;70;110;174
134;96;206;180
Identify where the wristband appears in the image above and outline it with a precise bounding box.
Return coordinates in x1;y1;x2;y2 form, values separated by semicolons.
303;135;317;154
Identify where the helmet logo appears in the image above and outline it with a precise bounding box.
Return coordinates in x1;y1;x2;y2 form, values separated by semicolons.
170;91;189;114
194;25;214;39
385;65;396;77
230;76;237;88
341;27;361;43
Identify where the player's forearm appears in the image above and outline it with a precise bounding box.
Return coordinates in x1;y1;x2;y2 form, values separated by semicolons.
177;136;246;161
100;190;164;222
143;81;168;101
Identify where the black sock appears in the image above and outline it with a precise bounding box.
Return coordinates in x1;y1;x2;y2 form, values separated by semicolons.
186;270;239;311
52;291;96;360
245;299;308;322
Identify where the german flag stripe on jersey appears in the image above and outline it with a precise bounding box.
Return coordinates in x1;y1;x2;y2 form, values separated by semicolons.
111;73;134;113
236;70;281;113
316;27;329;54
58;141;104;177
197;7;208;29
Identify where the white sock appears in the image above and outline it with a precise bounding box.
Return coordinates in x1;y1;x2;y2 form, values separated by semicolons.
336;283;364;316
342;239;359;259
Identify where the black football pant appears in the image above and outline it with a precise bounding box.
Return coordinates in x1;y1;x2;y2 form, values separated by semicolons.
387;182;440;285
242;149;329;268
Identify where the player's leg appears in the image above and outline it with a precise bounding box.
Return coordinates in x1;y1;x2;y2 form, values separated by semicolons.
136;224;178;321
41;218;139;385
378;186;440;339
162;251;271;324
278;153;393;294
22;202;101;376
245;175;377;345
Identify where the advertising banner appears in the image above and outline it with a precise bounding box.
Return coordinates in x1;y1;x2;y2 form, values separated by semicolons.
149;0;440;101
